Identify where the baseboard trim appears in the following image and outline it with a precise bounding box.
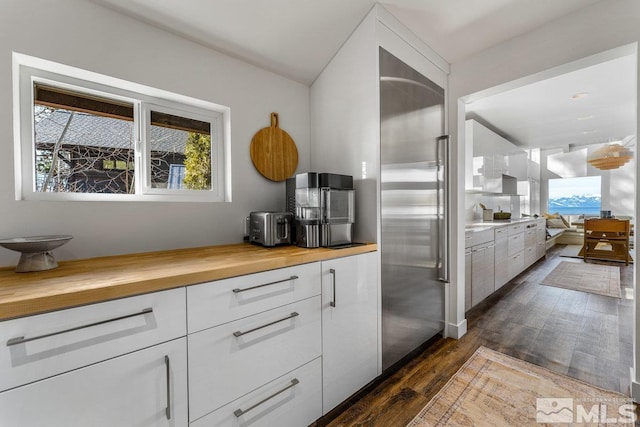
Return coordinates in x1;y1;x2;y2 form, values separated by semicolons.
446;318;467;339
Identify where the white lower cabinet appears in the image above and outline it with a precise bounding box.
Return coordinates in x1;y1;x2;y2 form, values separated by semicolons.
494;227;509;290
464;248;472;311
321;252;378;414
190;358;322;427
187;296;321;421
0;337;188;427
470;242;495;307
0;287;186;392
0;251;379;427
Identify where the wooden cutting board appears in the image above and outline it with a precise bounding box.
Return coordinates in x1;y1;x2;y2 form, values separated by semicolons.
250;112;298;181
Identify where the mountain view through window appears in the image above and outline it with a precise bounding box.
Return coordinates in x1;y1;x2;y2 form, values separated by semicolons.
548;176;601;215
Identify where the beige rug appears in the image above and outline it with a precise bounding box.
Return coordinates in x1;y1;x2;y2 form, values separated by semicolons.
541;260;621;298
407;346;633;427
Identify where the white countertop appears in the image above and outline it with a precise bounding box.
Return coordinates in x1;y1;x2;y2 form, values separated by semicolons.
465;217;542;232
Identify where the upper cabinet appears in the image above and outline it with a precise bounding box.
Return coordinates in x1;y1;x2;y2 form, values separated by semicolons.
465;119;528;191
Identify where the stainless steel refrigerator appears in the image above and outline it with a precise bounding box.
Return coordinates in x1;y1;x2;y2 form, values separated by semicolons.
379;47;449;371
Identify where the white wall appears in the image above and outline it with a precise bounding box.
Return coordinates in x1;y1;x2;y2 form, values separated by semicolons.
0;0;310;267
449;0;640;397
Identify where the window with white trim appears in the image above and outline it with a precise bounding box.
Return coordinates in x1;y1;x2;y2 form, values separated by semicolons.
14;53;230;202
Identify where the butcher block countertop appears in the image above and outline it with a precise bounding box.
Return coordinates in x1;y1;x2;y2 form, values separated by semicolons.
0;242;377;321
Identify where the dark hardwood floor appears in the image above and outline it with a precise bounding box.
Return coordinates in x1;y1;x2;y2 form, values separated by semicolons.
323;245;634;426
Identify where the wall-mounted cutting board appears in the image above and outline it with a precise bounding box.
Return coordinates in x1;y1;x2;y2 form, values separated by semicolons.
250;112;298;181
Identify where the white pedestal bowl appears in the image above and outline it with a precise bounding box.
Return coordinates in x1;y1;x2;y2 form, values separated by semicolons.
0;235;73;273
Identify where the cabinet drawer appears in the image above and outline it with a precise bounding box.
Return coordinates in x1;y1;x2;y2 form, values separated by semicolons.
508;252;525;279
187;263;320;333
524;245;537;267
191;357;322;427
0;287;185;392
507;224;524;236
524;229;537;245
507;233;524;256
494;226;508;239
188;296;321;421
0;338;188;427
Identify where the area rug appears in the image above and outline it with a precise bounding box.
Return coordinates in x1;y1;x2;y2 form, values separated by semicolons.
540;260;621;298
560;244;634;263
406;346;633;427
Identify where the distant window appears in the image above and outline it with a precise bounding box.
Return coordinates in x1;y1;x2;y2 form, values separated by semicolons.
548;176;601;216
14;53;230;202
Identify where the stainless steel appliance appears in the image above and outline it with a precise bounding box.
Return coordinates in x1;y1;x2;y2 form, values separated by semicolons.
247;211;293;246
291;173;355;248
379;47;449;371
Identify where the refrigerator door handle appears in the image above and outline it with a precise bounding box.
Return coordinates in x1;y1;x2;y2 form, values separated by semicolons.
436;135;450;283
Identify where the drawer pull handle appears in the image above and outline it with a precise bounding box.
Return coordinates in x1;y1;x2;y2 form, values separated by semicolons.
165;355;171;420
6;307;153;347
232;276;299;294
330;268;336;307
234;378;299;417
233;312;299;338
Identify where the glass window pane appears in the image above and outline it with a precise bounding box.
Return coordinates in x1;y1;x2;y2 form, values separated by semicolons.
548;176;601;216
33;86;135;194
149;111;212;191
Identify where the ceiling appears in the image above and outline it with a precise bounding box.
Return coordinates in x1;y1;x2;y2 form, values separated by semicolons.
90;0;632;151
91;0;603;85
466;54;637;149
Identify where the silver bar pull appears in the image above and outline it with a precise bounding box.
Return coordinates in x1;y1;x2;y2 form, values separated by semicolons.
232;276;298;294
164;355;171;420
233;312;299;338
234;378;299;417
6;308;153;347
436;135;450;283
329;268;336;307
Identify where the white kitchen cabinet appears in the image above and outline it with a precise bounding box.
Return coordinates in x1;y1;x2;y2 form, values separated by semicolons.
507;151;528;181
470;242;495;306
494;226;509;290
0;287;186;392
465;119;526;191
523;222;538;267
507;223;525;282
536;218;547;259
188;296;321;421
465;248;472;311
321;252;378;414
0;337;188;427
187;263;321;334
191;358;322;427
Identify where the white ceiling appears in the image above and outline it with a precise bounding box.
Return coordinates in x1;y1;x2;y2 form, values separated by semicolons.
466;54;637;149
91;0;603;85
90;0;632;150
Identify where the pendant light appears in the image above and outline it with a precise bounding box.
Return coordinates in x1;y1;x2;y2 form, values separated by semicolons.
587;141;634;170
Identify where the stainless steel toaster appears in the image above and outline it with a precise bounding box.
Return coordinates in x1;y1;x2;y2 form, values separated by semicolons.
247;211;293;246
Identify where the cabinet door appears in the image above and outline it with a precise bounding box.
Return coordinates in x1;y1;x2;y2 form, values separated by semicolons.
471;245;494;307
464;250;472;311
508;252;525;280
0;287;186;392
494;230;509;290
191;358;322;427
187;263;321;333
0;338;188;427
321;252;378;414
188;297;321;421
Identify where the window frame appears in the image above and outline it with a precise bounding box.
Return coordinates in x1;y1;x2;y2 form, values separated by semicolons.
13;52;231;202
